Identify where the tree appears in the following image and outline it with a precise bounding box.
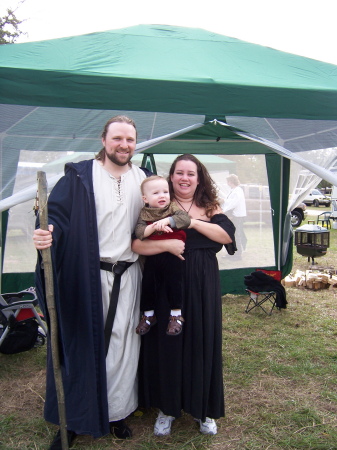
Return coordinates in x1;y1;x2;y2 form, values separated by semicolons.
0;2;26;44
317;179;332;195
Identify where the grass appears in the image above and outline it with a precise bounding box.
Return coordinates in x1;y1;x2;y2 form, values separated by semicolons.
1;208;337;449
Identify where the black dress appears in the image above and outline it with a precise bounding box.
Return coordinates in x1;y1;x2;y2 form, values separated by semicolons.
139;214;235;422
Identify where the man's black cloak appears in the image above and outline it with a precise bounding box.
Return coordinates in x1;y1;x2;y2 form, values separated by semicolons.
35;159;110;438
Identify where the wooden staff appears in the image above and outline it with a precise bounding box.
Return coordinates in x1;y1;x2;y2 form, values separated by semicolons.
37;171;68;450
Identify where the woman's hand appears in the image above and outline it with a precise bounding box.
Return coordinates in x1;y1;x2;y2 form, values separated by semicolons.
188;218;196;229
33;225;54;249
167;239;185;260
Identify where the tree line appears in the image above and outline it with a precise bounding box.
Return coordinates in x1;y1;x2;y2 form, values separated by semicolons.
1;1;26;44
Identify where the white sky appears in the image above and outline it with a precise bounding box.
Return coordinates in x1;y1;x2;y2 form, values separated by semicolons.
3;0;337;66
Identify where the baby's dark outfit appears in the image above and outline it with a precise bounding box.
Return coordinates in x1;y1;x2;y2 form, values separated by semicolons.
135;203;190;311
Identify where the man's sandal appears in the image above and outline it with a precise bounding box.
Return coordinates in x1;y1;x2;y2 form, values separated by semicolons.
110;419;132;439
166;315;185;336
136;315;157;335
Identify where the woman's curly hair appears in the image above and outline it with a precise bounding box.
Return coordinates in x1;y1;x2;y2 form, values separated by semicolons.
168;154;220;218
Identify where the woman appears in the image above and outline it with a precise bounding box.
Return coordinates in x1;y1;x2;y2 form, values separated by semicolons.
132;154;236;436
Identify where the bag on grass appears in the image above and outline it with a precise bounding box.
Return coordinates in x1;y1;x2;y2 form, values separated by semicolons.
0;315;39;354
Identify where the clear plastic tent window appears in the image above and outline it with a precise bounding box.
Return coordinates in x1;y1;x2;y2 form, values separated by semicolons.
4;151;275;273
1;105;277;274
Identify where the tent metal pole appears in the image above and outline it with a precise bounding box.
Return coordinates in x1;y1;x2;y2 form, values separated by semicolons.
277;158;283;271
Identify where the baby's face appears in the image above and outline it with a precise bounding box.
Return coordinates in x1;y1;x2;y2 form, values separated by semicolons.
142;179;170;208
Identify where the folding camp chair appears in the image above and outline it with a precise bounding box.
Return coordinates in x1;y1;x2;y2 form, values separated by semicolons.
0;288;47;354
244;269;283;316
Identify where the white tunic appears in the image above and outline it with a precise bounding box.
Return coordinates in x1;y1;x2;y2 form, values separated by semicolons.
93;160;146;421
222;185;247;218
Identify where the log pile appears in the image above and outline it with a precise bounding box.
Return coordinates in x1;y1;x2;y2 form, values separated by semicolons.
282;268;337;290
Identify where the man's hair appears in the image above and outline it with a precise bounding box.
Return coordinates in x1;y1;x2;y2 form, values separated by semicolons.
95;115;137;162
168;154;220;218
140;175;167;195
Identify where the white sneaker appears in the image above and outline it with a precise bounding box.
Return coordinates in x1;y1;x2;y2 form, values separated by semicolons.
196;417;217;435
154;410;175;436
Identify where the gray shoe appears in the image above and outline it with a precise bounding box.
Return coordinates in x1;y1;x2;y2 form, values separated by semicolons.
195;417;217;435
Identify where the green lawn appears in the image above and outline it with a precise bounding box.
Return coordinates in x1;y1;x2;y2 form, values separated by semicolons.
1;209;336;449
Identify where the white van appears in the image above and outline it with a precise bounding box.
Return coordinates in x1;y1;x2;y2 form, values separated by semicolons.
303;189;331;207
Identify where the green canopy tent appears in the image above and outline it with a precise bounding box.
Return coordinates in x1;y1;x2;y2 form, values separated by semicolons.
1;24;337;118
1;24;337;293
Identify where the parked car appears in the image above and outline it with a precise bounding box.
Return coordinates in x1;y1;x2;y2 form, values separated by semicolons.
239;184;307;227
303;189;331;207
291;203;307;227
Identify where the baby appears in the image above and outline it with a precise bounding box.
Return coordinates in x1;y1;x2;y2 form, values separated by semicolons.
134;175;191;336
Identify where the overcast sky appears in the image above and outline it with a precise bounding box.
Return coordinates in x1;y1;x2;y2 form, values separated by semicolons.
3;0;337;66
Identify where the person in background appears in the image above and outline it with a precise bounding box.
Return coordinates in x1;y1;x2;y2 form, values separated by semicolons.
32;116;184;450
222;174;247;260
134;175;191;337
132;154;236;437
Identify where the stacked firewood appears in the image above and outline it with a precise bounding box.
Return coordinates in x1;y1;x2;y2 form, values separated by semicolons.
282;268;337;290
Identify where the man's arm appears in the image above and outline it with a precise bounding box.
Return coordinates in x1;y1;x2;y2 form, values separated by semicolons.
132;238;185;260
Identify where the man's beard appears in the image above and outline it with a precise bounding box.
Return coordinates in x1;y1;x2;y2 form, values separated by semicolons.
106;150;132;166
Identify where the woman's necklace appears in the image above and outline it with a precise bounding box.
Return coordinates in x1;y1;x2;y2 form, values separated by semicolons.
175;197;194;213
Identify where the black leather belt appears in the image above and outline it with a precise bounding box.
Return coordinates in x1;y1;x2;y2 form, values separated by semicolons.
100;261;134;356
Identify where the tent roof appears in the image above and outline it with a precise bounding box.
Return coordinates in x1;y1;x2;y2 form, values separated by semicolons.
1;24;337;119
139;121;274;155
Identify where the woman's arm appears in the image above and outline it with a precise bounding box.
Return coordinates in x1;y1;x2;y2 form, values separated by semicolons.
132;238;185;260
189;210;233;245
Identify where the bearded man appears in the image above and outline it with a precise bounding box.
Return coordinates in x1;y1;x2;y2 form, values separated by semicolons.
33;116;182;449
